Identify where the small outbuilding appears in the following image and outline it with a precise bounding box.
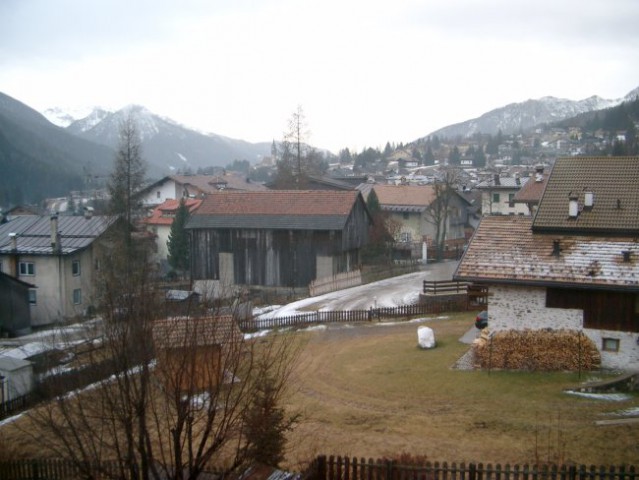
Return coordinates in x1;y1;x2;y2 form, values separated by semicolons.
0;355;34;402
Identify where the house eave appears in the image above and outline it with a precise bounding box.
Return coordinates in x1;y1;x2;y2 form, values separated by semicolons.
453;275;639;292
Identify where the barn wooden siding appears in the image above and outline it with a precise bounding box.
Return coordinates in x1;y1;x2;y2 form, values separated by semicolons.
189;198;371;289
546;288;639;332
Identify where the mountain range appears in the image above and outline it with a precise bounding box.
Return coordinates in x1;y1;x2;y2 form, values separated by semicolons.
427;86;639;139
45;104;272;175
1;85;638;208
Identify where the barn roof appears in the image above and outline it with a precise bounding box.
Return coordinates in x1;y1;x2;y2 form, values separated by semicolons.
186;190;365;230
153;315;243;349
454;215;639;291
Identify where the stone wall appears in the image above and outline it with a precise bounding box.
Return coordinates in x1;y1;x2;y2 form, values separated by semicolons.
488;284;639;371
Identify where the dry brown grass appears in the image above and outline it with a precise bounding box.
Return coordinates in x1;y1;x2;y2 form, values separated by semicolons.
282;313;639;469
2;313;638;469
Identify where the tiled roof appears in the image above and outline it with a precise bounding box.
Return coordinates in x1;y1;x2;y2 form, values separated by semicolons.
454;215;639;290
0;215;118;256
144;198;202;226
373;185;436;210
186;190;363;230
153;315;243;349
513;173;549;204
533;157;639;234
171;174;267;193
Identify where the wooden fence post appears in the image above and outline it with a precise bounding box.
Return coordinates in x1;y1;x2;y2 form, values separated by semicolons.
316;455;327;480
386;459;394;480
469;463;477;480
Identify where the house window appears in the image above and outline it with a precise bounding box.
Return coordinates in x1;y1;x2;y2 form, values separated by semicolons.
602;338;620;352
72;260;81;276
19;262;35;276
402;212;409;220
28;289;37;305
508;193;515;207
400;232;412;243
94;258;101;271
156;191;161;199
73;288;82;305
492;193;500;203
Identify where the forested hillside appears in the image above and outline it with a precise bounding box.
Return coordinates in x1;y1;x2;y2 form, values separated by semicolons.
0;92;114;207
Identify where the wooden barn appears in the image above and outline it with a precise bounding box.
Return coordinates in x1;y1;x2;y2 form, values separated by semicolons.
186;190;372;292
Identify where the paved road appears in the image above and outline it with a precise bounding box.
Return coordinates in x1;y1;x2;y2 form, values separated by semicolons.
260;260;460;317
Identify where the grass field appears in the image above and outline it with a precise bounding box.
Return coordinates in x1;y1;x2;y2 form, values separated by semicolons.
1;312;637;469
281;313;639;469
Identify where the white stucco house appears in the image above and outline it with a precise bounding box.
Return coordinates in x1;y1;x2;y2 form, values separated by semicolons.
476;174;530;216
0;213;118;327
372;184;472;260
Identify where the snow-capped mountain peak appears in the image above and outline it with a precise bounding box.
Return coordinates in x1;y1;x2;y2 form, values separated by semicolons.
42;105;110;128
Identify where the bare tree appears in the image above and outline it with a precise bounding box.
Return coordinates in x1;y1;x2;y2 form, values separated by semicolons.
26;282;301;479
423;167;461;260
107;112;146;231
24;201;300;479
273;106;327;189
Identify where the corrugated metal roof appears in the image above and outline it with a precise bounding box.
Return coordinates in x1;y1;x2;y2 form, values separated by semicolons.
0;215;118;255
533;156;639;234
455;215;639;290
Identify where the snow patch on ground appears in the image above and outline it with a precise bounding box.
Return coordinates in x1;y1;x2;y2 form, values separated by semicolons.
564;391;632;402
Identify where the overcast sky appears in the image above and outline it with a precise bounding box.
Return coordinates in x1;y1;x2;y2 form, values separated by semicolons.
1;0;638;153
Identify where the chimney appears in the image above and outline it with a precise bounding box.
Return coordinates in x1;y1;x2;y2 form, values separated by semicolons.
568;193;579;218
8;233;18;277
493;174;500;186
84;206;94;219
50;214;61;253
584;191;594;209
515;174;521;186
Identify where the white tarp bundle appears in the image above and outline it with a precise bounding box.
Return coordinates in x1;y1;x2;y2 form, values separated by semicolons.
417;326;436;349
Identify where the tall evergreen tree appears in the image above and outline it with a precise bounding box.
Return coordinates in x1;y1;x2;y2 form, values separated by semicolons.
168;199;191;274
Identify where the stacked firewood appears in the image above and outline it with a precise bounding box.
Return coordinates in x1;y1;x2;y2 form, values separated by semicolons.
473;329;601;371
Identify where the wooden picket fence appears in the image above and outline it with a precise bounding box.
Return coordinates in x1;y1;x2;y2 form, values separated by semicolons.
239;301;468;332
5;456;633;480
0;458;125;480
308;456;638;480
310;270;363;297
0;392;36;421
423;280;470;295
